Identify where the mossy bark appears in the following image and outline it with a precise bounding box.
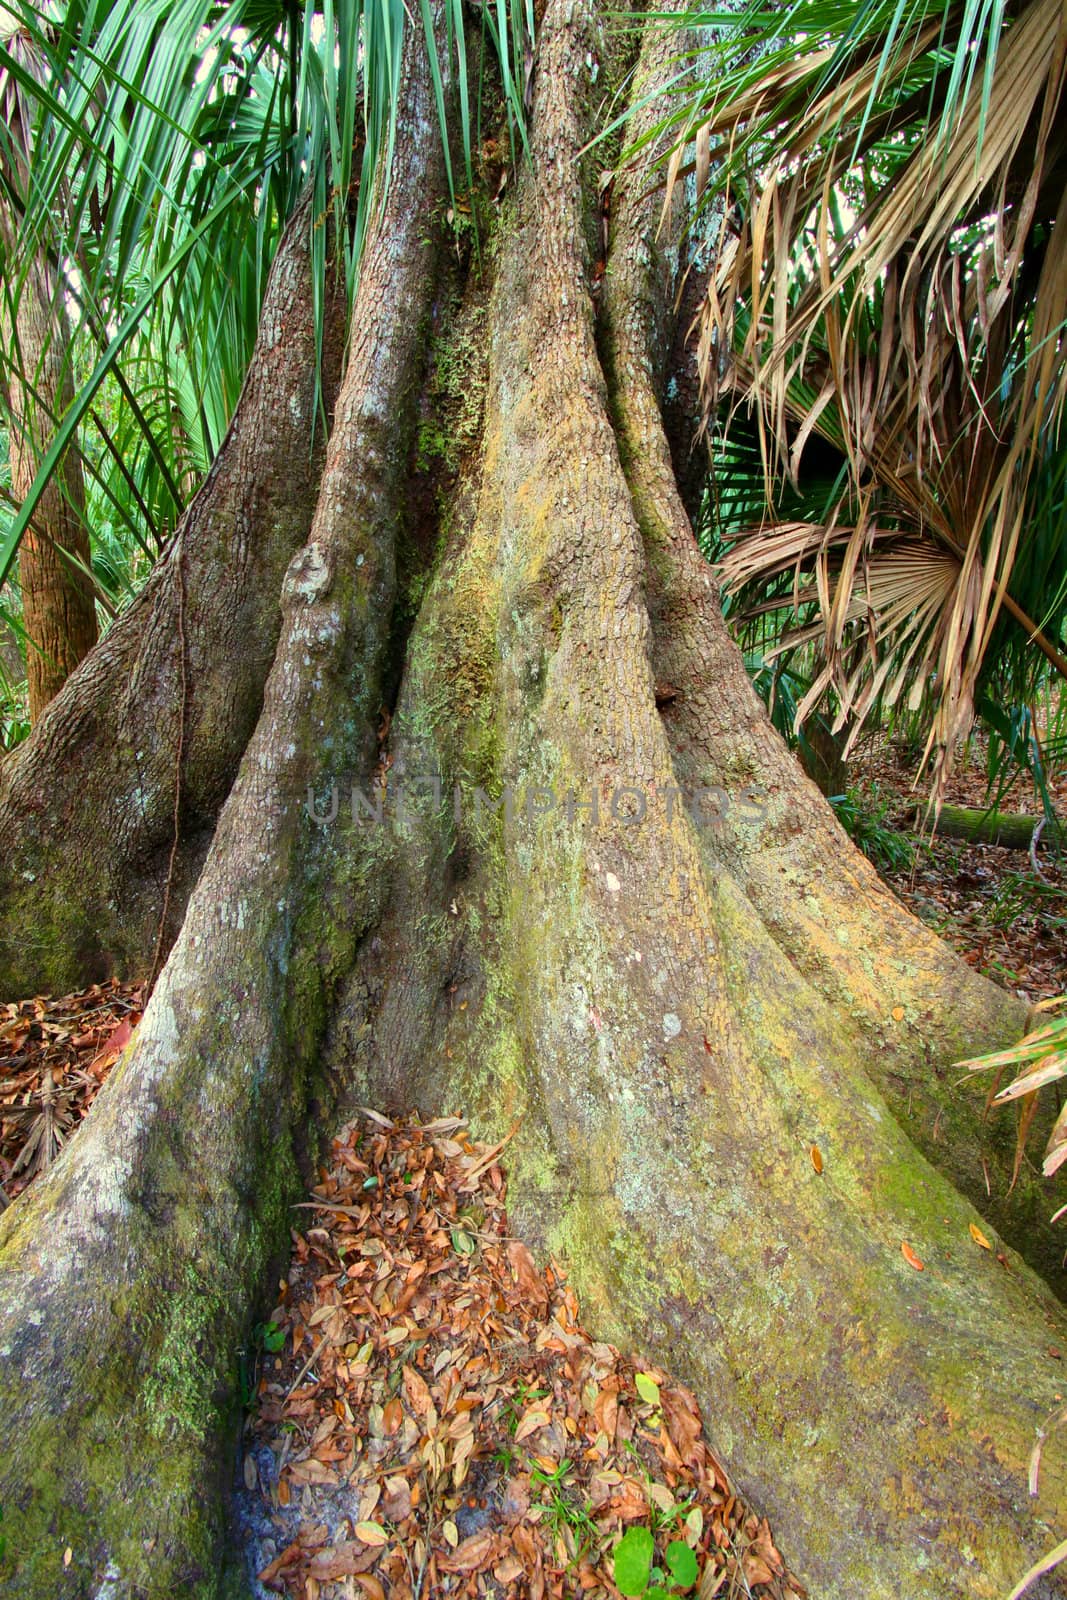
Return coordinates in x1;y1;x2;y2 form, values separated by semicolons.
0;17;448;1590
0;6;1065;1600
921;803;1067;851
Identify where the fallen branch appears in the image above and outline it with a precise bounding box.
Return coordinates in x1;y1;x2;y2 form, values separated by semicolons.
909;803;1066;852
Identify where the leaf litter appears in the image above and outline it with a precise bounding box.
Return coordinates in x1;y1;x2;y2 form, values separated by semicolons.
0;978;142;1203
234;1110;806;1600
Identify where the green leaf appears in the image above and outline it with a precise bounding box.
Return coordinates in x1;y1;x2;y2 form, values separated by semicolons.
451;1227;475;1256
646;1588;673;1600
635;1372;661;1407
614;1526;654;1596
261;1321;286;1352
666;1540;699;1589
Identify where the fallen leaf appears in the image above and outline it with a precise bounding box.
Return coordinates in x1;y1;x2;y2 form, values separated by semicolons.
403;1364;433;1417
308;1543;380;1579
353;1521;388;1547
515;1406;551;1443
635;1372;661;1407
438;1530;499;1573
743;1553;776;1586
969;1222;992;1251
809;1145;823;1174
507;1240;548;1308
354;1578;386;1600
901;1241;925;1271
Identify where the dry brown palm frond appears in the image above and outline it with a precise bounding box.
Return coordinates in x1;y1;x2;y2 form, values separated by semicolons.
652;0;1067;805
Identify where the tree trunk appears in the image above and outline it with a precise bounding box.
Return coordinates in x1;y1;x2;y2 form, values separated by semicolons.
0;7;1065;1600
3;252;98;722
0;23;98;723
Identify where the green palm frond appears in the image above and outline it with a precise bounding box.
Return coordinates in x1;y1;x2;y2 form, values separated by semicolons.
0;0;533;606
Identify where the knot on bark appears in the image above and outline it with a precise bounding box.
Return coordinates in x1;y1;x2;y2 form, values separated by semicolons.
283;541;334;606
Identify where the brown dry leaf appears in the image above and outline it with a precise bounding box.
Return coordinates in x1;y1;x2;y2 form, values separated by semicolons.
614;1478;650;1520
354;1578;386;1600
661;1385;704;1468
507;1239;549;1308
809;1145;823;1174
901;1241;925;1271
402;1363;433;1417
512;1523;540;1566
91;1016;135;1070
751;1518;784;1572
515;1405;551;1443
308;1542;380;1579
743;1552;776;1586
969;1222;992;1251
593;1381;619;1442
258;1541;303;1585
452;1430;476;1487
381;1474;412;1521
438;1530;500;1573
0;980;142;1198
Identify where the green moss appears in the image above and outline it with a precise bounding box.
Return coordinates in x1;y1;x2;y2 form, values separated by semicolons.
415;300;489;476
142;1266;228;1439
0;867;112;998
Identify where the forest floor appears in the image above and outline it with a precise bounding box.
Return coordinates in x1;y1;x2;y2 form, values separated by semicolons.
229;1111;805;1600
1;745;1064;1597
849;736;1067;1002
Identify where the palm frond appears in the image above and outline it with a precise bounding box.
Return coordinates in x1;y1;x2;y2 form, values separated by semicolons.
0;0;533;616
634;0;1067;805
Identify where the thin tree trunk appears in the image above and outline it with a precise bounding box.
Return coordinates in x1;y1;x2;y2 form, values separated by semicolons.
0;7;1064;1600
0;22;98;724
3;252;98;721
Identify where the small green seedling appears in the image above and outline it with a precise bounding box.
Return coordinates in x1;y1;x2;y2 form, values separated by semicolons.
530;1458;599;1564
257;1320;286;1353
614;1526;700;1598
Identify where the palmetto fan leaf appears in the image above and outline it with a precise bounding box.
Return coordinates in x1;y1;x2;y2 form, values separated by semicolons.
641;0;1067;804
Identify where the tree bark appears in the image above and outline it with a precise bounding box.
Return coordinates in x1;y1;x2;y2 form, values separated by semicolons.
3;250;98;722
0;6;1065;1600
0;195;345;997
0;20;99;726
0;14;449;1593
